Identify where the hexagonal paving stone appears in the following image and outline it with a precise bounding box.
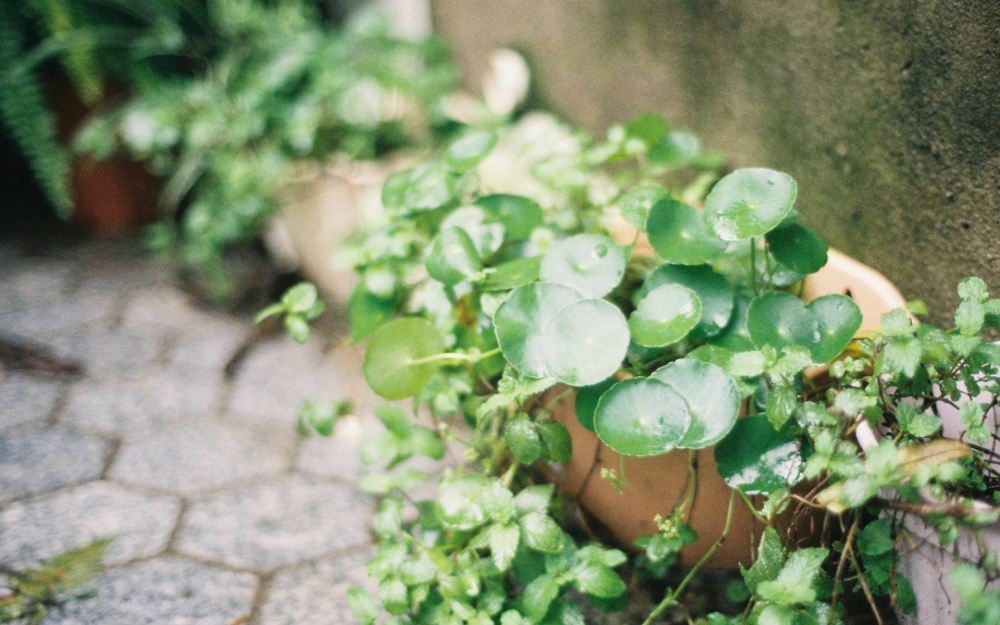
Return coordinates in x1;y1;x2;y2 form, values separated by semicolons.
49;329;164;376
0;481;180;567
61;369;223;435
38;556;258;625
0;295;115;341
169;318;248;374
259;547;376;625
176;475;373;571
109;422;292;496
0;428;111;504
0;376;64;431
228;340;370;429
0;258;75;315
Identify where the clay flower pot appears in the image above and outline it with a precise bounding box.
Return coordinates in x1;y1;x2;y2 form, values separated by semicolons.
553;249;908;569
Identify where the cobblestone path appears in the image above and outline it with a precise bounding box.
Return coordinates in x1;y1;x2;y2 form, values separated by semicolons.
0;237;381;625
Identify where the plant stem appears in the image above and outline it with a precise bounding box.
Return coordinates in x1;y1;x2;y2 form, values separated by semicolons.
500;461;519;487
641;490;737;625
409;347;502;366
829;515;859;623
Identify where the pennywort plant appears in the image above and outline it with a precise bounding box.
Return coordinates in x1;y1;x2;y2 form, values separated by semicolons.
274;112;1000;623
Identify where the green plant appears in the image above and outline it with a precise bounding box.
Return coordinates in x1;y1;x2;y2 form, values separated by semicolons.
75;1;457;295
0;0;199;216
278;112;1000;623
0;538;111;624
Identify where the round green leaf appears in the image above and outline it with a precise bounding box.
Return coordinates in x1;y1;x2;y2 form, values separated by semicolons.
425;227;483;285
475;194;543;240
438;475;489;530
625;113;668;147
540;299;630;386
494;283;583;378
444;130;498;172
651;359;740;448
616;185;667;230
646;198;727;265
638;264;734;338
709;293;755;352
703;168;797;240
746;292;820;353
808;294;863;364
766;224;828;275
594;377;692;457
628;284;702;347
648;130;701;168
540;234;627;298
363;318;445;400
574;378;617;432
441;205;505;257
714;414;803;494
480;257;542;291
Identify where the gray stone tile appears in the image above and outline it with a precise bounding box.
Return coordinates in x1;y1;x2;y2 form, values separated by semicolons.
120;287;232;333
0;259;75;315
61;369;224;435
169;319;248;375
109;422;292;496
0;481;180;567
259;548;376;625
176;475;373;571
38;556;258;625
0;295;115;341
228;340;370;429
49;329;164;376
0;428;111;504
295;415;385;482
0;376;64;431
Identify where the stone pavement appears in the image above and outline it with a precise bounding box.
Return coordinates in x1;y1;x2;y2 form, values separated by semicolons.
0;237;385;625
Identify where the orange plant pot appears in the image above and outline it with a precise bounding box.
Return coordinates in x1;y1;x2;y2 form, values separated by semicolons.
552;249;908;569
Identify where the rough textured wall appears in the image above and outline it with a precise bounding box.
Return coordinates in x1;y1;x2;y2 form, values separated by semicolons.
432;0;1000;320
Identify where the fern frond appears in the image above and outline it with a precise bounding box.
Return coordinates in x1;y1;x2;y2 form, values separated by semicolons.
0;2;73;218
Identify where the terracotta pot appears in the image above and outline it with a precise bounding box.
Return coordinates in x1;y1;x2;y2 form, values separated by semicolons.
553;249;909;569
49;73;158;234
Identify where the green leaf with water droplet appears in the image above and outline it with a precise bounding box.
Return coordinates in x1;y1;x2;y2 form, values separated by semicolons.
715;414;804;494
638;264;734;339
628;284;702;347
651;359;740;448
646;198;727;265
540;234;627;298
494;283;584;378
540;299;630;386
703;168;797;241
594;378;692;456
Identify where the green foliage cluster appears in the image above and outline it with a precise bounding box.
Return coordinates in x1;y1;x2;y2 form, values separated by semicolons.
276;111;1000;624
0;539;110;624
72;2;456;293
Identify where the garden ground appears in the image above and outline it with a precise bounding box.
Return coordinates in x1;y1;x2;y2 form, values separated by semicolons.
0;236;382;625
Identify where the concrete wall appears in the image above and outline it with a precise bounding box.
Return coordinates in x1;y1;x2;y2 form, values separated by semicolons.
432;0;1000;320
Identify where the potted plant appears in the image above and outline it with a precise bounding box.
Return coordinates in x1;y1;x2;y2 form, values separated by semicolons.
260;116;960;623
73;4;458;297
0;0;190;230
